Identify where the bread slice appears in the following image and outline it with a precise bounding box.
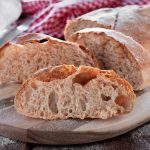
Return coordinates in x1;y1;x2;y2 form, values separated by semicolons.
0;33;99;83
15;64;135;120
64;7;117;39
68;28;150;91
64;5;150;52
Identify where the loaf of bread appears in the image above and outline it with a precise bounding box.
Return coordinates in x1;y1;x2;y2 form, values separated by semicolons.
68;28;150;91
64;5;150;52
15;64;135;120
0;33;99;83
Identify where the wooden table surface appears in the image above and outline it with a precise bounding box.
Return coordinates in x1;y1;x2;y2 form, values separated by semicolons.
0;83;150;147
0;80;149;149
0;121;149;150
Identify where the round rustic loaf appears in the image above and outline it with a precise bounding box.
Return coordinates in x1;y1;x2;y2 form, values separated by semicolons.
64;5;150;52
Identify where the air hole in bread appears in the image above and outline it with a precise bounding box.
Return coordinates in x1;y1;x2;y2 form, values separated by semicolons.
20;103;23;109
37;57;42;63
64;113;68;116
0;64;4;70
27;60;30;63
79;99;86;111
69;109;72;113
78;45;94;59
115;95;126;107
101;94;111;101
112;85;117;90
73;72;97;85
42;89;46;95
39;39;48;43
48;91;58;114
31;82;37;89
40;111;44;117
63;99;71;107
25;88;32;101
117;109;121;114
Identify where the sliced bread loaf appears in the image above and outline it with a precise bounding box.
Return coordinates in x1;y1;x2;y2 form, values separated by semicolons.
0;33;99;83
64;5;150;52
68;28;150;91
15;64;135;120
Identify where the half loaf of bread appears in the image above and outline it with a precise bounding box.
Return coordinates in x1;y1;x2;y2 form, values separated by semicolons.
68;28;150;91
15;64;135;120
0;33;99;83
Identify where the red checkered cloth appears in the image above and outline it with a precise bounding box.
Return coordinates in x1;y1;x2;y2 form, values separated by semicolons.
21;0;150;38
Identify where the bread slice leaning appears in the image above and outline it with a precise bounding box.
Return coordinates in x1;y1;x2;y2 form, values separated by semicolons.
15;64;135;120
64;7;118;39
68;28;150;91
0;33;99;84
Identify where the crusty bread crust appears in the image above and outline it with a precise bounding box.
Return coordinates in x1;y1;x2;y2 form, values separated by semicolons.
16;33;98;65
68;28;150;90
33;65;77;82
64;5;150;53
15;65;135;120
0;33;99;83
64;7;118;39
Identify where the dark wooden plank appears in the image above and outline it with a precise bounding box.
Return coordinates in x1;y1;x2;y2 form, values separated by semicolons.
0;106;44;143
30;119;89;132
0;97;14;109
0;136;25;150
0;83;20;101
27;119;89;144
32;122;150;149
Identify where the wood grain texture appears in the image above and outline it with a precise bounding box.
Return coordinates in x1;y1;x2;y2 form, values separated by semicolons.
0;83;149;145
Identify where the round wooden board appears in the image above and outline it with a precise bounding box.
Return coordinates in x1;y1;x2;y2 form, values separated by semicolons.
0;83;149;145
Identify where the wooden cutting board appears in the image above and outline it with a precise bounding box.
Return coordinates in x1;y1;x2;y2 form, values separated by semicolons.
0;83;149;145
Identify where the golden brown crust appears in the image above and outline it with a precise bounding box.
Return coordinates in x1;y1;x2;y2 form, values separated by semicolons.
33;65;77;82
16;33;50;44
31;65;134;94
68;28;150;90
78;66;134;94
0;42;12;58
